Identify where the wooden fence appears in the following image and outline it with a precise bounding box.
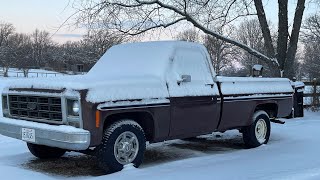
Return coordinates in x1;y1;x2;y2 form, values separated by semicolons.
11;72;65;78
0;71;66;78
303;79;320;107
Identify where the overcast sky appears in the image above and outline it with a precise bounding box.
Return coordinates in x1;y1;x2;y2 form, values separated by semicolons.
0;0;317;43
0;0;83;43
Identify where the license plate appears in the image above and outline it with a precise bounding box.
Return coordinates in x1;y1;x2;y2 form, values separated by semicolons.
22;128;35;143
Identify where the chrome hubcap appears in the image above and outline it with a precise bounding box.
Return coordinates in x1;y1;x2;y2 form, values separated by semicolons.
114;131;139;165
255;119;267;144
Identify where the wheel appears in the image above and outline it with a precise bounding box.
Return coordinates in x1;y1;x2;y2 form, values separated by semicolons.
96;120;146;173
242;110;271;148
27;143;66;159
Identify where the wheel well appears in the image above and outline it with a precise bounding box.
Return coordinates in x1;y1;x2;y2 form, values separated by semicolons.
103;112;154;141
255;103;278;118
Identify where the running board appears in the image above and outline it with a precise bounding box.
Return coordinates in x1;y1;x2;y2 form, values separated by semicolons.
270;119;285;124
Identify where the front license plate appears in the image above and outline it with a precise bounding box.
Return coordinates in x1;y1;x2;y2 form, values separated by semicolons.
22;128;35;142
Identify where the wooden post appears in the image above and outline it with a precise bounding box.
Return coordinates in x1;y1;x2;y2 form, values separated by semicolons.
313;78;319;107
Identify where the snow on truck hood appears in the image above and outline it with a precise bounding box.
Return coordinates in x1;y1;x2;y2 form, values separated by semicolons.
5;75;168;103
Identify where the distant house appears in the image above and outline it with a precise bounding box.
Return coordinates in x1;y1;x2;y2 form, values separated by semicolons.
71;64;85;74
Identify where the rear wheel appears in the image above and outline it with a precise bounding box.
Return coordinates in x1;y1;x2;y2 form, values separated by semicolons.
96;120;146;173
27;143;66;159
242;110;271;148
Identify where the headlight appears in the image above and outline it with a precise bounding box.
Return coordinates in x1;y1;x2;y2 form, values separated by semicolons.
2;95;8;117
66;98;81;128
2;95;8;110
67;99;80;116
72;101;80;115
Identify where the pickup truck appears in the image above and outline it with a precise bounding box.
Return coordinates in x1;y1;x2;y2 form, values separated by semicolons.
0;41;293;173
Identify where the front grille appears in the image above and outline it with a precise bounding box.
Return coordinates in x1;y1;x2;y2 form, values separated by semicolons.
8;95;63;123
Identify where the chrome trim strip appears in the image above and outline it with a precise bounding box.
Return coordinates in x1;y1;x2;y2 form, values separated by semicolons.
224;96;292;102
98;104;170;111
223;94;292;100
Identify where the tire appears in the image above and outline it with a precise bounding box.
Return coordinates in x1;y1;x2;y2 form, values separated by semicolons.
27;143;66;159
96;119;146;173
242;110;271;148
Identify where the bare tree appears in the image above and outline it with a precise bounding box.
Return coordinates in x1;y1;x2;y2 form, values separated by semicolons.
48;29;125;73
82;29;126;59
301;14;320;80
302;14;320;41
302;41;320;79
204;27;237;75
73;0;307;78
0;22;14;47
0;46;15;77
236;19;273;76
0;22;15;76
31;29;52;68
8;33;33;77
175;29;200;42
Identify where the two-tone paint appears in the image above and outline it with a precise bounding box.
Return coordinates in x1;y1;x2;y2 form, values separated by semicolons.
79;84;293;147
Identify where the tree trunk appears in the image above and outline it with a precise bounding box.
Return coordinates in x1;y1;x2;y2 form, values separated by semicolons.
284;0;305;79
253;0;276;58
253;0;280;77
277;0;289;72
3;67;9;77
23;69;29;77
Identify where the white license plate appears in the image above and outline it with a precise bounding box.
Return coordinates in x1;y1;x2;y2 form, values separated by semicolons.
22;128;35;142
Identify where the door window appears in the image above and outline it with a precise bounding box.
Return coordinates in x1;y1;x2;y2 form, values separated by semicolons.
167;47;217;97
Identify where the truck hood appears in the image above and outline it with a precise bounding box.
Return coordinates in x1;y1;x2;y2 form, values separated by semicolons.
4;75;169;103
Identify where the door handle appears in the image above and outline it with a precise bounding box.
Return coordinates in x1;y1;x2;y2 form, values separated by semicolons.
205;83;215;88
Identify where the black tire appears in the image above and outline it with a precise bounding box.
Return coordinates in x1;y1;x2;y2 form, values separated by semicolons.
242;110;271;148
27;143;66;159
96;119;146;173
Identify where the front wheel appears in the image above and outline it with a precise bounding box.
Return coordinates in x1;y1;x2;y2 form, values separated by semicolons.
27;143;66;159
96;120;146;173
242;110;271;148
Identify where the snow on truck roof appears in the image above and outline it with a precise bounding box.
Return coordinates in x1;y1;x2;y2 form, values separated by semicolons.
87;41;208;79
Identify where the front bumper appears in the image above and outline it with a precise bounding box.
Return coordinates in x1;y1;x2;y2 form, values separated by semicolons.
0;117;90;150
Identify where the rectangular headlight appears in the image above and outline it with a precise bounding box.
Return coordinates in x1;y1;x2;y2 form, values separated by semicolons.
2;95;8;109
2;95;9;117
66;98;81;128
67;99;80;117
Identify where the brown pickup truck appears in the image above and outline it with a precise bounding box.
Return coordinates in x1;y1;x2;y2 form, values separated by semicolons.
0;41;293;173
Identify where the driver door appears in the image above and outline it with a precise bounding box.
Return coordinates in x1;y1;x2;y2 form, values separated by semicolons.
167;47;220;138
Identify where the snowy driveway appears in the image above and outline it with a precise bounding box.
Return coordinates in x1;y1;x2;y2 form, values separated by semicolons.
0;111;319;180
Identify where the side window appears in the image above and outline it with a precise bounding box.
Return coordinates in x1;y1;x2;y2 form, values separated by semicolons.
173;48;212;84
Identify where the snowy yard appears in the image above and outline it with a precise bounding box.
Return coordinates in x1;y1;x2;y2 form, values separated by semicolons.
0;76;320;180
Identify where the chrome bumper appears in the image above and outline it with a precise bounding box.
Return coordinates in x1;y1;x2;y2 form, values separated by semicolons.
0;117;90;150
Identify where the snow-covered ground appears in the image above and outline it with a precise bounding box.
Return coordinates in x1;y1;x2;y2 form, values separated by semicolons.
0;76;320;179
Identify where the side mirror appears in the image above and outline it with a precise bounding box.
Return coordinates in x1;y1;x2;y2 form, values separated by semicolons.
177;75;191;84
